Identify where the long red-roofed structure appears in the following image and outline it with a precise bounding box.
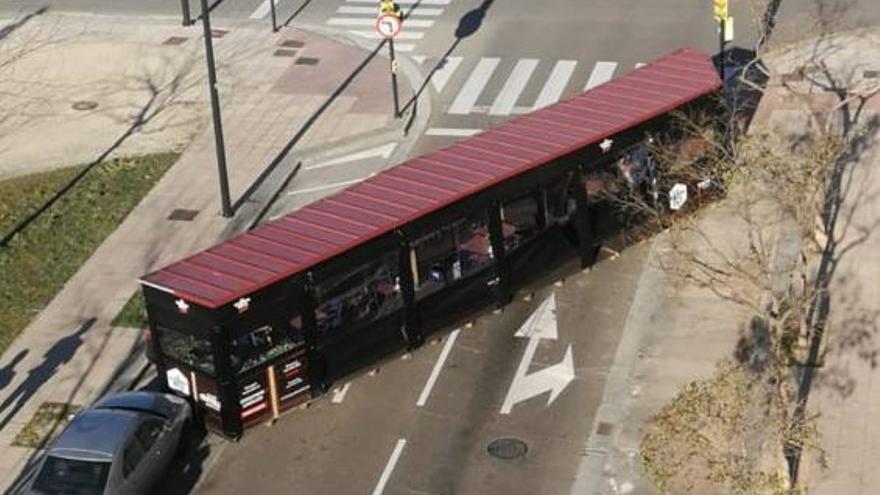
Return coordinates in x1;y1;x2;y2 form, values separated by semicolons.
140;47;721;309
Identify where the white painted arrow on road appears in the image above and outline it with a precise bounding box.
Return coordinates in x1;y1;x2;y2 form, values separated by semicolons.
305;143;398;171
500;292;575;414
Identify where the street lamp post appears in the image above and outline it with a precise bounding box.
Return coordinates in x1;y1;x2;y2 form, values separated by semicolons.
198;0;233;217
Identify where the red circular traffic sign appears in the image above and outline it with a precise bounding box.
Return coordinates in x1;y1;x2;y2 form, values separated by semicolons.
375;13;403;39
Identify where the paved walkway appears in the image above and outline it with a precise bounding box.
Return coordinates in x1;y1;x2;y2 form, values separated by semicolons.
0;13;419;490
570;28;880;495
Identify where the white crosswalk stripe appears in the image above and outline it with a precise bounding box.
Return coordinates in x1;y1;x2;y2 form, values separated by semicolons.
448;57;500;115
346;0;451;4
336;6;444;15
249;0;280;19
532;60;577;110
489;58;538;116
328;18;435;28
430;57;637;136
430;56;463;93
584;61;618;90
349;30;425;40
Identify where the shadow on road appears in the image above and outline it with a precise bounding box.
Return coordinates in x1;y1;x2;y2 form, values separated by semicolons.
231;38;389;212
402;0;495;114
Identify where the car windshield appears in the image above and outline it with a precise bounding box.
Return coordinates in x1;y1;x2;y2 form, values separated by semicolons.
32;455;110;495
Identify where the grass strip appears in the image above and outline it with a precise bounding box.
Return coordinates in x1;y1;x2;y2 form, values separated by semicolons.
112;291;149;329
0;153;178;354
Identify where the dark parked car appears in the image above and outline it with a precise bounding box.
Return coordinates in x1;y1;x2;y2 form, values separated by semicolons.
16;391;191;495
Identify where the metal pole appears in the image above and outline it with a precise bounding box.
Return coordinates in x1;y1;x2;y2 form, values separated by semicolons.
718;19;726;79
270;0;278;32
199;0;234;217
389;38;401;118
180;0;192;26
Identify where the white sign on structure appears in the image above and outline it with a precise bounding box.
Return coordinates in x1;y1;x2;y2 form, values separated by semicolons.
500;292;575;414
166;368;191;397
375;13;402;39
669;183;688;211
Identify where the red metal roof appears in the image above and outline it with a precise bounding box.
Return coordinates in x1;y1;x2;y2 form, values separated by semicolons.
141;48;721;308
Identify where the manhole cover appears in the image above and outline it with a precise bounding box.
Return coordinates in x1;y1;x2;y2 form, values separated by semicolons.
295;57;319;66
280;39;305;48
864;70;879;79
273;49;297;58
168;208;200;221
71;100;99;111
487;438;528;459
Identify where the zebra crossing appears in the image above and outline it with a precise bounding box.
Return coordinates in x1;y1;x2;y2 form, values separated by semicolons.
424;56;646;137
321;0;454;52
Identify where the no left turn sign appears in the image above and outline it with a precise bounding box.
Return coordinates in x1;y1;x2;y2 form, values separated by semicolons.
375;13;402;38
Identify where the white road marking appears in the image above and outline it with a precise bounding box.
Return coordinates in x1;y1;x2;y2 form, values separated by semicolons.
394;43;416;52
448;57;500;115
349;30;425;40
349;0;450;4
371;439;408;495
426;127;482;137
533;60;577;109
336;6;444;15
430;56;463;93
584;61;618;90
288;178;363;195
249;0;278;19
329;18;434;28
331;382;351;403
489;58;539;116
416;329;460;406
635;62;646;68
500;293;576;414
411;55;427;64
306;143;398;170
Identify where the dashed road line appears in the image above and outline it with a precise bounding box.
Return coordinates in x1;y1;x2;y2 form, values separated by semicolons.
371;439;408;495
416;329;460;406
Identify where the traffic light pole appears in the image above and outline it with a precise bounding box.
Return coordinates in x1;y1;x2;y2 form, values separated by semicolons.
199;0;234;217
270;0;278;32
389;38;401;118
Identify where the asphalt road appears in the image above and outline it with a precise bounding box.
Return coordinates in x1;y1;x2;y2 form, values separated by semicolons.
4;0;880;494
199;243;651;495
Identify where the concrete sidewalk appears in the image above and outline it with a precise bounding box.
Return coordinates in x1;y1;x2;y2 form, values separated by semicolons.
570;28;880;495
0;12;422;490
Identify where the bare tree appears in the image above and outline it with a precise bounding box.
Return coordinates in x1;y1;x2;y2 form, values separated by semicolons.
614;13;880;493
